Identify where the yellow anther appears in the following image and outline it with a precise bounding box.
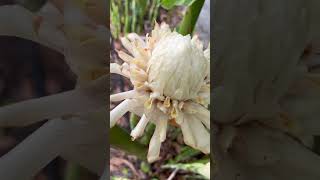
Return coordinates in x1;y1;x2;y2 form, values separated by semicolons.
144;98;153;109
164;97;171;108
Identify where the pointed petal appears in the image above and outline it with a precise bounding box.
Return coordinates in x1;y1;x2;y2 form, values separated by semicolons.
196;107;210;129
120;37;134;55
180;115;196;148
110;63;130;78
110;99;136;127
130;115;149;140
159;119;168;142
118;51;134;63
127;33;146;47
189;116;210;154
110;90;138;102
147;122;162;163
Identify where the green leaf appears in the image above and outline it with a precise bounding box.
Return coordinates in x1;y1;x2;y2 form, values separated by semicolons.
110;126;147;160
177;0;205;35
160;0;197;10
172;146;201;163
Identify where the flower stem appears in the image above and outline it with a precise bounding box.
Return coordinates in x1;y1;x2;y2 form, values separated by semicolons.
178;0;205;36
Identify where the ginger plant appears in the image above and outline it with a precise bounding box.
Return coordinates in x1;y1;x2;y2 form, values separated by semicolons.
110;22;210;163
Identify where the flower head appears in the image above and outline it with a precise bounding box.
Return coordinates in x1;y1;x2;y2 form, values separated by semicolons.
110;22;210;162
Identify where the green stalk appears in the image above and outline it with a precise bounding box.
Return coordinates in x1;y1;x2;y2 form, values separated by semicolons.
151;0;160;27
110;126;147;160
178;0;205;35
148;0;157;22
124;0;131;34
131;0;137;32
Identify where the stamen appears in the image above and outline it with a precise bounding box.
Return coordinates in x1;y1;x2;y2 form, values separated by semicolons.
164;97;171;108
144;98;154;109
157;102;168;113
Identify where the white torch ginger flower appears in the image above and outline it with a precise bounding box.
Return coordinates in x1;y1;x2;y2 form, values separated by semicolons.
110;22;210;162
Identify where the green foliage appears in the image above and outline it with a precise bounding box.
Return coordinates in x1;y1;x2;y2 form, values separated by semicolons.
121;168;129;175
110;126;147;160
110;0;161;38
111;1;121;38
177;0;205;35
171;146;201;163
160;0;197;9
140;161;151;173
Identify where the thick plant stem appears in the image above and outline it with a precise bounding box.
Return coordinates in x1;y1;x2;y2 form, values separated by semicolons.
110;126;147;160
178;0;205;36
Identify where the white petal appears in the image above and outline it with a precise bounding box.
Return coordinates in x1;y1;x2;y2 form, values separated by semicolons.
159;119;168;142
189;116;210;154
127;33;146;47
118;51;134;63
185;102;210;129
110;63;130;78
147;122;162;163
130;115;149;140
120;37;134;55
180;115;196;147
110;99;136;127
110;90;138;102
196;107;210;129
